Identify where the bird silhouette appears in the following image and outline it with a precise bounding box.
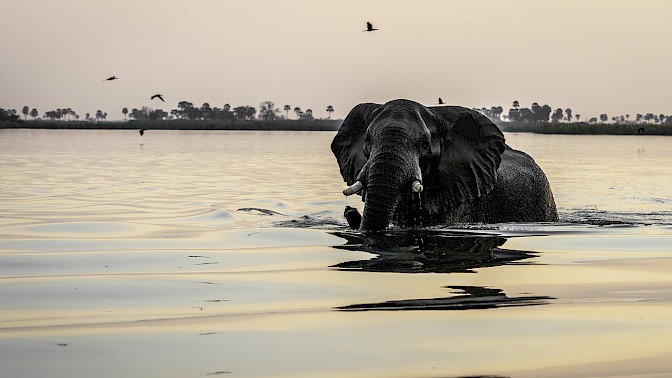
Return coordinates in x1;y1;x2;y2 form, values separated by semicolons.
344;206;362;230
438;97;444;105
104;76;118;81
139;129;147;136
151;94;165;102
364;22;379;32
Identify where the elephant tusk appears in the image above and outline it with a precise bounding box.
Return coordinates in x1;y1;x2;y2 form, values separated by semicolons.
343;181;364;196
412;180;423;193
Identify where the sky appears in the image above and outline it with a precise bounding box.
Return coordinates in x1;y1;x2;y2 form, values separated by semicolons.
2;0;671;121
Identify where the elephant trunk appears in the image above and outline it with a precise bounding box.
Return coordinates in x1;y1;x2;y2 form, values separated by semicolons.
359;148;420;232
360;177;402;232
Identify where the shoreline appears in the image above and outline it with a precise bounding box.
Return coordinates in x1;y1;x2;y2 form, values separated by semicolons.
2;119;672;135
499;121;672;135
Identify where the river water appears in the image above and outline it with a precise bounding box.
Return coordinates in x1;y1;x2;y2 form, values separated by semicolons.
1;129;672;377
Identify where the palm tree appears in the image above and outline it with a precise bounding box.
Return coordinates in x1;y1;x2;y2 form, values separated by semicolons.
512;100;520;109
284;105;290;119
326;105;334;119
122;107;128;121
22;106;29;120
575;114;580;122
30;108;38;120
294;107;301;119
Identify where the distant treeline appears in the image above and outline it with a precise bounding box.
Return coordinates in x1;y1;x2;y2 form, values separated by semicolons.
479;100;672;126
0;119;342;132
0;100;335;123
3;100;672;135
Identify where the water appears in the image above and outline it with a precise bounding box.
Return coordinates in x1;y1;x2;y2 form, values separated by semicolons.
1;129;672;377
505;133;672;223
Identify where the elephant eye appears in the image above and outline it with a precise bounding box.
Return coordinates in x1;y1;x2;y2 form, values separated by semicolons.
420;140;431;154
362;143;371;157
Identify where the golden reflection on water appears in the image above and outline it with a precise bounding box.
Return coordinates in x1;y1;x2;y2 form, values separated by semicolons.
1;129;672;377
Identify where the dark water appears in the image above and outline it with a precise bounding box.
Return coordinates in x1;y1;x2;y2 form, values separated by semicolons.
1;129;672;377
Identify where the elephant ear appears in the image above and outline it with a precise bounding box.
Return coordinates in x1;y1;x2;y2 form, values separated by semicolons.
330;103;380;185
428;106;506;212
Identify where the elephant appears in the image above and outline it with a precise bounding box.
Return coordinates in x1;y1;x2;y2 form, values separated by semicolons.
331;99;558;232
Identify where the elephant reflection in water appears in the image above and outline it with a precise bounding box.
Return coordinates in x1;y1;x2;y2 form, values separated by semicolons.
330;230;554;311
339;285;553;312
332;99;558;232
331;230;532;273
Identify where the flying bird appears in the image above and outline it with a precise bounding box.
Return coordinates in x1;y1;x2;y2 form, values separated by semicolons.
139;129;147;136
364;22;379;32
150;94;165;102
104;76;118;81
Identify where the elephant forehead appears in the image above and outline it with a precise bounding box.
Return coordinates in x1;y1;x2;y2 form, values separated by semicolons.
368;121;428;141
374;104;423;121
369;109;428;130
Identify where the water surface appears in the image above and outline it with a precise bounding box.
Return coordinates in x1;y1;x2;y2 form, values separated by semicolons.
1;129;672;377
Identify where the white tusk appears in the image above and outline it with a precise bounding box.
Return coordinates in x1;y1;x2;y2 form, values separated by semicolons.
343;181;364;196
412;180;423;193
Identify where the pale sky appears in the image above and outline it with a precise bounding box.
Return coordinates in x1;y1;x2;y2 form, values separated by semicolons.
2;0;671;121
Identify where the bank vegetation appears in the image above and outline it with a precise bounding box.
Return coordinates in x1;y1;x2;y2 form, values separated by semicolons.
498;121;672;135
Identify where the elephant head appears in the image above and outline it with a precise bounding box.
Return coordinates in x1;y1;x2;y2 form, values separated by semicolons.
331;99;506;232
